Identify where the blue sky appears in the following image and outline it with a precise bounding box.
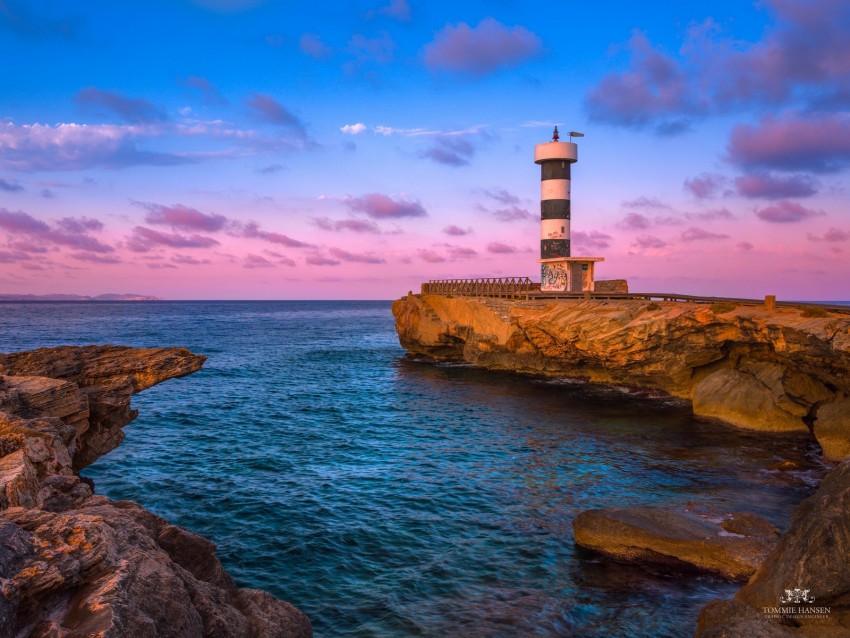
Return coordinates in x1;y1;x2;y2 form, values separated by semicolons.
1;0;848;299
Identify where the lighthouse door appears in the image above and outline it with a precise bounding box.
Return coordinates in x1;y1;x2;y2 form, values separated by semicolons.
569;262;584;291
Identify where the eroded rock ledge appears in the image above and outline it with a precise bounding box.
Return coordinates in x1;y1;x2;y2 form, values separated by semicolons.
392;295;850;460
0;345;311;638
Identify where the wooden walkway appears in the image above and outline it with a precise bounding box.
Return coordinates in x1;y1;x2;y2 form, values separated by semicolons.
421;278;850;313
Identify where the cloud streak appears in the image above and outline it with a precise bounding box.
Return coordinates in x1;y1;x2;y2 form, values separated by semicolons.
344;193;426;219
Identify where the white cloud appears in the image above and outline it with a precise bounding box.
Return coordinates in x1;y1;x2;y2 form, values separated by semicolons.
340;123;367;135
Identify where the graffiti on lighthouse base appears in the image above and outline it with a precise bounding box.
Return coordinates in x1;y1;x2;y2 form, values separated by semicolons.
541;262;569;292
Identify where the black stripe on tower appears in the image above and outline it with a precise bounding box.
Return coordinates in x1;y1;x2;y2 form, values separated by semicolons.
541;199;570;219
541;239;570;259
540;162;571;181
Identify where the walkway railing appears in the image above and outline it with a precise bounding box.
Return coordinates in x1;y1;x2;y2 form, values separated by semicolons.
418;279;850;313
422;277;534;299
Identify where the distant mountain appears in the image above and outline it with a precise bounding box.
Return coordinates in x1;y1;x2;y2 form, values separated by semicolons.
0;293;162;301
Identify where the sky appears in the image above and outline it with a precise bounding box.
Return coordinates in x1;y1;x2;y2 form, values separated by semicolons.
0;0;848;300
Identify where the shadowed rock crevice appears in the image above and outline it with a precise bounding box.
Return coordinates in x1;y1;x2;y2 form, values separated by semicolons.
0;345;311;638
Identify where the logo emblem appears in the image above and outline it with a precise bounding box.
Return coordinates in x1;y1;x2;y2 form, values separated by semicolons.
779;588;815;604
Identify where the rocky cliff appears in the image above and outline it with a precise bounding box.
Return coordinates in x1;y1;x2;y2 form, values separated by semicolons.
0;346;311;638
696;457;850;637
392;295;850;460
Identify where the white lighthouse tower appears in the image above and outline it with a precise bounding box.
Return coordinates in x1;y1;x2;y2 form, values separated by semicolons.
535;127;603;292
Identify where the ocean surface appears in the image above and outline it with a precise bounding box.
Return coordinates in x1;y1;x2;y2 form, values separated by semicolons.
0;301;831;637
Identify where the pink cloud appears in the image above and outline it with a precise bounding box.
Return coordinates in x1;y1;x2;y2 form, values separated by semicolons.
75;87;166;124
586;1;850;132
734;173;817;199
618;212;652;230
245;94;305;133
443;225;471;236
692;208;736;221
586;32;696;133
306;253;341;266
238;221;312;247
680;227;730;241
684;173;728;199
420;137;475;166
737;241;755;251
328;247;385;264
483;188;520;205
300;33;332;60
417;249;445;263
243;254;275;268
0;178;24;192
632;235;668;249
312;217;382;234
261;250;296;267
172;254;211;265
0;208;48;234
141;202;228;232
728;113;850;173
344;193;426;219
127;226;220;252
367;0;411;21
486;242;515;254
56;217;103;233
622;196;671;210
755;200;825;223
490;206;534;222
0;250;33;263
447;245;477;259
182;76;227;105
572;230;613;251
68;252;121;264
8;241;47;254
0;208;113;253
423;18;542;76
807;227;849;242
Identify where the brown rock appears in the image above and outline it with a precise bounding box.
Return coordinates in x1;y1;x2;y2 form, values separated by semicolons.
572;503;780;580
692;369;808;432
392;295;850;457
0;345;205;469
696;459;850;636
0;345;312;638
815;397;850;462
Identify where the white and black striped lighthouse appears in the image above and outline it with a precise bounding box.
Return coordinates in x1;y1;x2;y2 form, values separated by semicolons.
534;126;575;261
535;127;604;293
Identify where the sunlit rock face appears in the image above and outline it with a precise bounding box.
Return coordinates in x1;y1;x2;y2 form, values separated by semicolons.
392;295;850;459
572;503;779;581
0;345;312;638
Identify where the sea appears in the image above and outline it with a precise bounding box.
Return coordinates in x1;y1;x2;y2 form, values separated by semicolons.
0;300;833;637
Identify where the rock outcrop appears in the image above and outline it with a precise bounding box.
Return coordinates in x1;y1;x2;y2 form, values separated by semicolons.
572;503;779;580
0;346;311;638
392;295;850;459
696;458;850;637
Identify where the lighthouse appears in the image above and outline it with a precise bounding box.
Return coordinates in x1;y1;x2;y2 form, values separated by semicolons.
535;127;603;293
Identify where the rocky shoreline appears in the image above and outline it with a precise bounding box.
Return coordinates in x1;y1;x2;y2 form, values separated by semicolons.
393;294;850;635
0;345;311;638
392;294;850;458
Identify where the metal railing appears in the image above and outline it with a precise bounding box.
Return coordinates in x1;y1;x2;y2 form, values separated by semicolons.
418;281;850;313
423;277;535;299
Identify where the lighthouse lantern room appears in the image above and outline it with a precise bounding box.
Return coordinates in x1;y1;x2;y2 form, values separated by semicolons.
534;127;603;293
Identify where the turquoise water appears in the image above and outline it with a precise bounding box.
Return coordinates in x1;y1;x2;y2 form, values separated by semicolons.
0;301;827;637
